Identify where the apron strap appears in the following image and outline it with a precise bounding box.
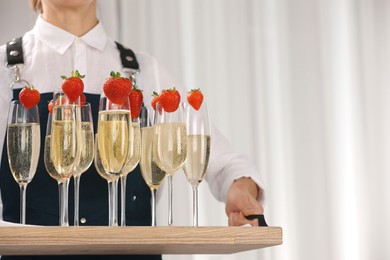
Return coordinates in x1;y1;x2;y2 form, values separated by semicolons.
6;37;24;66
115;41;140;71
5;37;140;71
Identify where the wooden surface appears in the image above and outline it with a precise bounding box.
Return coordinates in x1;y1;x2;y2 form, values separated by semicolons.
0;226;282;255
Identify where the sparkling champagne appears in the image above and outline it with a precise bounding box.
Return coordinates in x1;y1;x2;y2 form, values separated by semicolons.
44;135;62;182
94;135;118;182
153;122;187;174
140;127;166;189
97;110;130;174
50;105;81;177
74;122;94;175
184;135;211;187
7;123;40;184
122;122;141;174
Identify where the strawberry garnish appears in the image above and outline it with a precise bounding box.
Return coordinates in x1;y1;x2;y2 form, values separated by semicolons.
187;89;204;110
103;71;132;105
48;100;54;114
160;88;181;112
61;70;85;103
48;96;68;115
129;86;143;118
151;91;161;111
19;85;40;109
79;93;86;108
55;95;69;106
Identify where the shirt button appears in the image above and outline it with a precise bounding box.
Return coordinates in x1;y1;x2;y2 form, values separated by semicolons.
75;38;82;44
80;218;87;224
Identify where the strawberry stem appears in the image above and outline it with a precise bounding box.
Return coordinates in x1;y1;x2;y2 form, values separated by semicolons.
110;71;121;78
72;70;85;78
132;85;142;91
23;85;37;90
189;88;201;93
61;69;85;79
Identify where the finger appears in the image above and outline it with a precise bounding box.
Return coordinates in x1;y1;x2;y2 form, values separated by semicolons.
226;194;264;217
239;196;264;217
229;212;258;226
228;212;258;227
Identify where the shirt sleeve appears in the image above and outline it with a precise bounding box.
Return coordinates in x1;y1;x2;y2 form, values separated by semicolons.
205;126;264;203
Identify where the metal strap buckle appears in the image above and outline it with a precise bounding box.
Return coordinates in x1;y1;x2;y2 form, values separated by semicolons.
122;68;139;87
6;63;31;89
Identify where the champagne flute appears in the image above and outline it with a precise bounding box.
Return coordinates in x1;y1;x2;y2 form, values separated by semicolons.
73;103;94;226
153;102;187;226
97;96;131;226
7;100;40;224
184;103;211;226
94;134;119;226
50;92;82;226
120;117;141;226
44;111;69;226
139;106;167;226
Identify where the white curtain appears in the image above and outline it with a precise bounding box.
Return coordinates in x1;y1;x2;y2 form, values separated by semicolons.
1;0;389;259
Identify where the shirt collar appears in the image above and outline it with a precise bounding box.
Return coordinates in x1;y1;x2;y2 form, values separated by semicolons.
33;16;107;55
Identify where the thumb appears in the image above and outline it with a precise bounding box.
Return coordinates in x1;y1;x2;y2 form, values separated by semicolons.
239;195;264;217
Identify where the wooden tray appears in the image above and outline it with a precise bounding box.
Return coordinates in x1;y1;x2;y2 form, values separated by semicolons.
0;226;282;255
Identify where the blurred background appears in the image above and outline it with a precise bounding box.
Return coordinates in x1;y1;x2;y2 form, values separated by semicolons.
1;0;389;259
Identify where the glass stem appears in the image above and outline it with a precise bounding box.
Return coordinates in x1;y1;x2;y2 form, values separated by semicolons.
151;188;157;226
120;174;127;226
107;181;113;226
58;182;62;226
192;186;199;227
73;175;80;226
112;178;119;226
59;178;70;226
19;183;27;224
168;175;173;226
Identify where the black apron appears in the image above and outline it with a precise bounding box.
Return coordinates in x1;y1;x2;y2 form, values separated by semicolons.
1;38;161;260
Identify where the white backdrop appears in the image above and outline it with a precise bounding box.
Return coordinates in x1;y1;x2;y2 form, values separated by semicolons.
1;0;390;260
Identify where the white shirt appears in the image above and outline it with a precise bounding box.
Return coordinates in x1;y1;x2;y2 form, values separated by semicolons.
0;17;263;226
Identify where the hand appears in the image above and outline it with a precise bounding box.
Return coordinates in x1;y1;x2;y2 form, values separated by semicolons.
225;177;264;226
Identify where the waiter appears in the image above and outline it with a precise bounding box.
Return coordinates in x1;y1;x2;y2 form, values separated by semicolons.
0;0;265;259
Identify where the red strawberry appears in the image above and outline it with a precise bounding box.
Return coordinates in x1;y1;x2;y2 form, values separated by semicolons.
103;71;132;105
187;89;204;110
160;88;181;112
79;93;86;108
151;91;161;111
48;96;69;116
19;85;40;109
129;86;143;118
48;100;54;114
54;93;85;108
55;95;69;106
61;70;85;103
